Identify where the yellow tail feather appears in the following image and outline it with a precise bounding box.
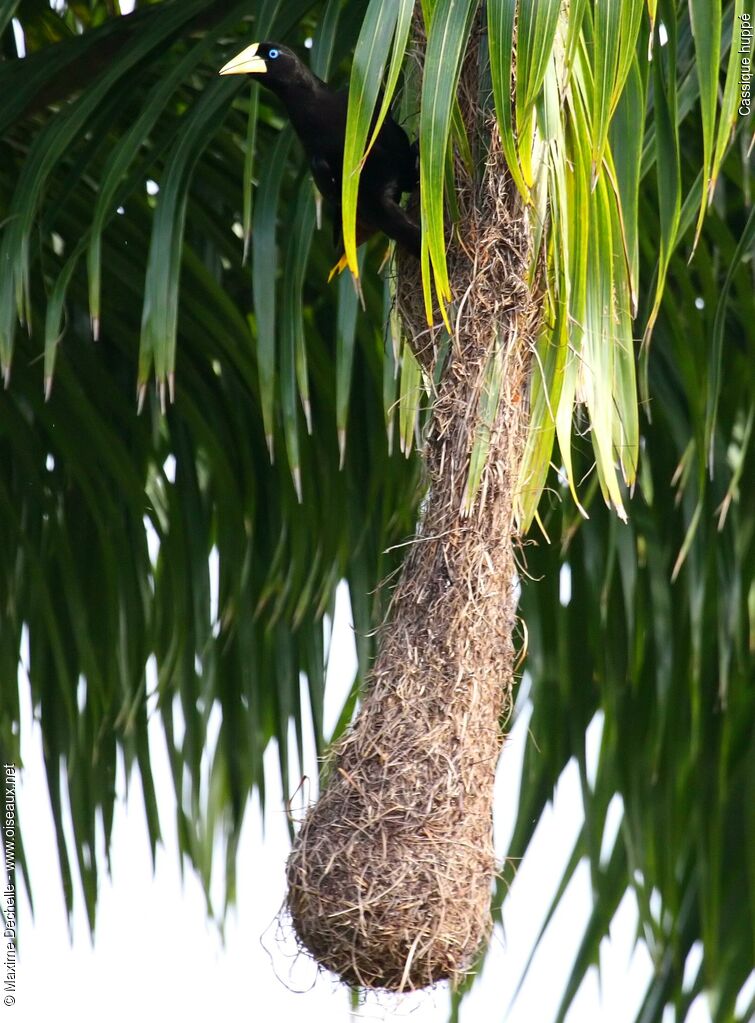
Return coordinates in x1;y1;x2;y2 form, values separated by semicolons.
327;254;350;283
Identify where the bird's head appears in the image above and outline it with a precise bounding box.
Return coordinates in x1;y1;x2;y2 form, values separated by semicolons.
219;42;307;91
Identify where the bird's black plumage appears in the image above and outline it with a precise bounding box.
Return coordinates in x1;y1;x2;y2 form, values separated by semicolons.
220;42;420;261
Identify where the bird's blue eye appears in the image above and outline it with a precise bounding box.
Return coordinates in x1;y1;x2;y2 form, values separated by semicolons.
268;48;279;59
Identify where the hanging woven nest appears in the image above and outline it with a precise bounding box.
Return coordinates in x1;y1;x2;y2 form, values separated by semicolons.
285;24;541;992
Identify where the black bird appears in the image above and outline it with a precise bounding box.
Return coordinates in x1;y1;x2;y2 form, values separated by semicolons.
219;42;420;273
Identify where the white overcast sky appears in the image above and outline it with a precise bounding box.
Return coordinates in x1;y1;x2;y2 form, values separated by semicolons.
14;584;721;1023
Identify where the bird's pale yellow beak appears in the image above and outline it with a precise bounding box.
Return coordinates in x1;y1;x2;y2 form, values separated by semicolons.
219;42;267;76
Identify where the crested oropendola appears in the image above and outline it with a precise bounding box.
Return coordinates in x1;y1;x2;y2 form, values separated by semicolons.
219;42;420;272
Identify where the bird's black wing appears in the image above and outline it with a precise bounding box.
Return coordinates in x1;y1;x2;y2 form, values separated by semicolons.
297;83;420;258
359;113;420;256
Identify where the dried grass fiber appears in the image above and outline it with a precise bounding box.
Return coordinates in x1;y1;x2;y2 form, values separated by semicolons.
285;25;541;992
